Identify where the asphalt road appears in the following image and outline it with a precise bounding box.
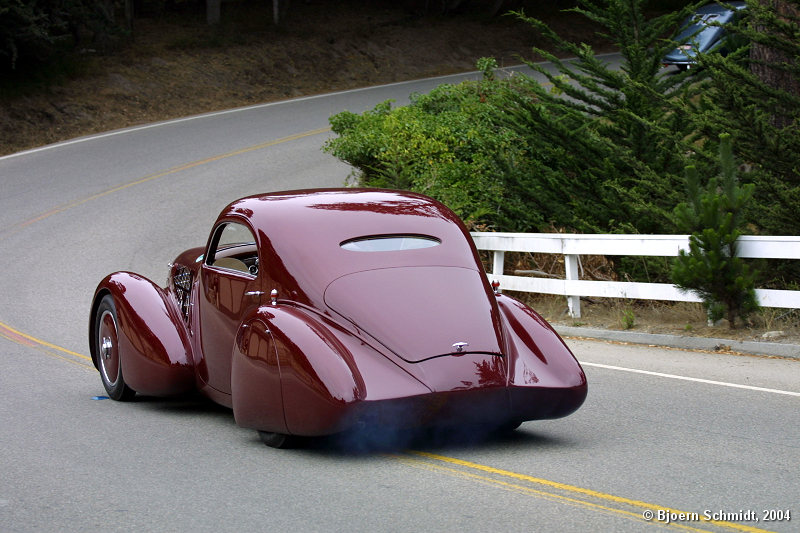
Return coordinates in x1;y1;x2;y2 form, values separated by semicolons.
1;59;798;532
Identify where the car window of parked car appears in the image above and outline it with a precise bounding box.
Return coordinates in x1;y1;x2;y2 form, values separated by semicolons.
340;235;440;252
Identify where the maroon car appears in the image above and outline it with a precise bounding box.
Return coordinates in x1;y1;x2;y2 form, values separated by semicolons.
89;189;586;447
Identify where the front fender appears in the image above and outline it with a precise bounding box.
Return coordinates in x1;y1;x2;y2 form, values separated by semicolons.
90;272;195;396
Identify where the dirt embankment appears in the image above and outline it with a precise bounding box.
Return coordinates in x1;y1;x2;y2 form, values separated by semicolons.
0;3;608;156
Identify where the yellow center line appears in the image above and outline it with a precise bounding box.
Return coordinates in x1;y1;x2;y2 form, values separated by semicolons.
0;320;91;361
404;451;774;533
0;127;332;365
0;332;95;371
5;127;332;236
392;454;711;532
0;316;779;533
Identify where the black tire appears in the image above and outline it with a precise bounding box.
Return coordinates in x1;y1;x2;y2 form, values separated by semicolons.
94;295;136;401
258;430;299;449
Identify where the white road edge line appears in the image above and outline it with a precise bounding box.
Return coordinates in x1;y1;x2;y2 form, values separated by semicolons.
582;361;800;397
0;71;488;161
0;53;621;162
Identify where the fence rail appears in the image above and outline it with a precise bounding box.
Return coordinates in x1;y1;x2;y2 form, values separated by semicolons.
471;232;800;318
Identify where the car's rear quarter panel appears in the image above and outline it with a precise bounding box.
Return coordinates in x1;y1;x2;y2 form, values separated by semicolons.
232;305;432;436
497;293;587;419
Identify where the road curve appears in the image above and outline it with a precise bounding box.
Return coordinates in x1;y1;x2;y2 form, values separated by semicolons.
1;60;798;532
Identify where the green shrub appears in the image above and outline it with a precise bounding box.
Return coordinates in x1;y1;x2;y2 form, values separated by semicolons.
326;75;534;229
323;0;791;291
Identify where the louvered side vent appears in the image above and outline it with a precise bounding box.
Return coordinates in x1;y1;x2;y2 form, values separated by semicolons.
172;266;193;324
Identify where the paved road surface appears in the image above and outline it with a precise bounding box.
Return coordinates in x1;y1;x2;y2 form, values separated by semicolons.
1;58;798;532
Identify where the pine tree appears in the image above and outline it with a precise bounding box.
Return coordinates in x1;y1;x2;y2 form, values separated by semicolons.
672;134;759;328
501;0;713;234
691;0;800;237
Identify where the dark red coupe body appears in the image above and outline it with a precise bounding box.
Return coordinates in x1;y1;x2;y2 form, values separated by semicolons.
89;189;586;447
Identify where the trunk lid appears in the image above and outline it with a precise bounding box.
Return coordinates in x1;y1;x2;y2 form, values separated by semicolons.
324;266;503;363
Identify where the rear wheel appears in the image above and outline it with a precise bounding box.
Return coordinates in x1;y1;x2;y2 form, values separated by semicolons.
95;295;136;401
258;430;299;449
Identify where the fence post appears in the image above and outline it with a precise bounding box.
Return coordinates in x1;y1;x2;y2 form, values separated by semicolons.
492;251;505;279
565;254;580;318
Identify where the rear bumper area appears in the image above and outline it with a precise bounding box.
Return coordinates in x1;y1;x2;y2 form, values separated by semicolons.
342;383;587;432
509;384;587;420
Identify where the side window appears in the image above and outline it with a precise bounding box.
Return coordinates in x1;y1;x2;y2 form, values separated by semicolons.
206;222;259;276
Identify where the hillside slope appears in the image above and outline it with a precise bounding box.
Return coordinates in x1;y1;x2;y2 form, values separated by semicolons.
0;3;608;156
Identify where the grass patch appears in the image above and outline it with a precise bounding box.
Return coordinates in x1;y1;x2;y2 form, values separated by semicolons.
513;292;800;343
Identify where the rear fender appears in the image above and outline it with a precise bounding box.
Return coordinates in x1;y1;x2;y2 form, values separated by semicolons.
496;294;587;419
89;272;195;396
231;315;287;434
496;294;587;389
232;305;429;436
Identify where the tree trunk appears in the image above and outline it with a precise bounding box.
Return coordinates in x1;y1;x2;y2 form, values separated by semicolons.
124;0;134;32
207;0;221;25
273;0;291;24
489;0;508;17
750;1;800;127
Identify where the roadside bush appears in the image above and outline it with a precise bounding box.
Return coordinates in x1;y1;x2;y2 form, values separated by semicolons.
324;0;794;290
325;79;532;230
325;1;718;237
684;0;800;288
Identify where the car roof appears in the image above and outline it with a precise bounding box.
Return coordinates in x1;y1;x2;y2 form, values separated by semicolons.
219;188;468;240
685;2;744;25
670;2;745;49
216;189;483;308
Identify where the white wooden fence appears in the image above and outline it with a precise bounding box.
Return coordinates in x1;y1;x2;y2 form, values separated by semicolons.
471;233;800;318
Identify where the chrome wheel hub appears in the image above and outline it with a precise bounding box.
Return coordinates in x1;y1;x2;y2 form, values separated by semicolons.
101;337;113;359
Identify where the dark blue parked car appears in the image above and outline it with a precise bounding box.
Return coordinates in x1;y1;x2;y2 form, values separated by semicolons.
663;2;747;70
